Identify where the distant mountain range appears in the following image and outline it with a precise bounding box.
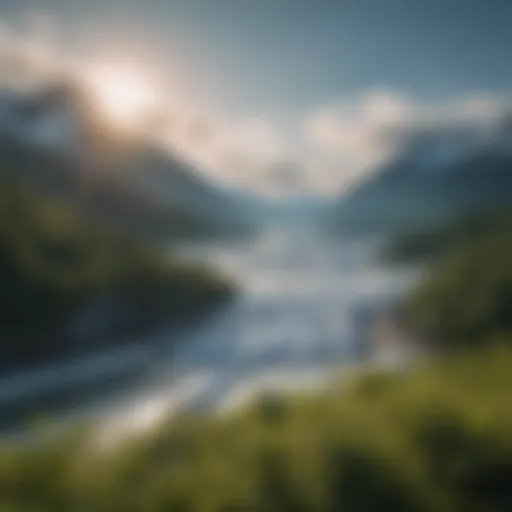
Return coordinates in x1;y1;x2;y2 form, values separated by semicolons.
333;118;512;235
0;81;256;241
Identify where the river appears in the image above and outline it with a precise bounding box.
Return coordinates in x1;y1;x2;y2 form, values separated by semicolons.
0;228;420;441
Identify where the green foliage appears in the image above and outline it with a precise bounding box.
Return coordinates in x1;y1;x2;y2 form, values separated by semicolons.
404;226;512;348
4;167;512;510
0;175;234;367
380;209;512;265
2;349;512;510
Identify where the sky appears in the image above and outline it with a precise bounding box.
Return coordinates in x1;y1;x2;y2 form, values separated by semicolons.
1;0;512;196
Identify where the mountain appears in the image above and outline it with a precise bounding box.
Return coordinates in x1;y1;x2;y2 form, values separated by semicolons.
0;81;255;241
0;82;239;373
333;119;512;235
0;169;236;374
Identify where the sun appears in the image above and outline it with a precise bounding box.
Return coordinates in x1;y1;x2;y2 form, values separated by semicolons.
86;65;158;127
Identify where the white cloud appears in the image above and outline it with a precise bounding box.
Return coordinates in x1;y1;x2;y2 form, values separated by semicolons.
0;15;71;94
301;90;511;195
0;18;511;197
159;112;291;195
301;91;416;193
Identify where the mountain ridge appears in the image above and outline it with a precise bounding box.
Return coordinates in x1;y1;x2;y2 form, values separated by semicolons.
333;120;512;235
0;80;255;241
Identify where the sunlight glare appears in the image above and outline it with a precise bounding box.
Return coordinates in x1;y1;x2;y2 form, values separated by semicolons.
87;65;158;127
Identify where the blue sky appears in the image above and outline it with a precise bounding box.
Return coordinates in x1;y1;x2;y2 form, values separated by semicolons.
1;0;512;194
3;0;512;113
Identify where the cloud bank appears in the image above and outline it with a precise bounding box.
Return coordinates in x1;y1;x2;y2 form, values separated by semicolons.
1;15;511;197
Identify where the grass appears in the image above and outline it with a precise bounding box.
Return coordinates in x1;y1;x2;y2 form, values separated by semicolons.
1;347;512;511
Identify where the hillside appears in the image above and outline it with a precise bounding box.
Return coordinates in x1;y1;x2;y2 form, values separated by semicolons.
0;175;235;372
3;206;512;511
0;81;255;241
333;123;512;235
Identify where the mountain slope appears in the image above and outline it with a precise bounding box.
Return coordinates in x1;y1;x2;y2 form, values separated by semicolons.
0;81;254;241
0;174;235;373
334;122;512;235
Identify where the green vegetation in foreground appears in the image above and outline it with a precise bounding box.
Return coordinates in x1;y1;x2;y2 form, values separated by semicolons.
0;176;235;368
2;190;512;510
1;224;512;511
404;223;512;349
2;347;512;511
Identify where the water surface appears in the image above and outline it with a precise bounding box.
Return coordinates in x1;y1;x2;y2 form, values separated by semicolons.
1;229;419;438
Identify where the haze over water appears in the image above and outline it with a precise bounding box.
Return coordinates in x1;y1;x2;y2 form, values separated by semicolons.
0;227;419;440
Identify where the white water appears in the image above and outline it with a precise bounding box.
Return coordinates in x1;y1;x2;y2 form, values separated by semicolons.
0;229;420;440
